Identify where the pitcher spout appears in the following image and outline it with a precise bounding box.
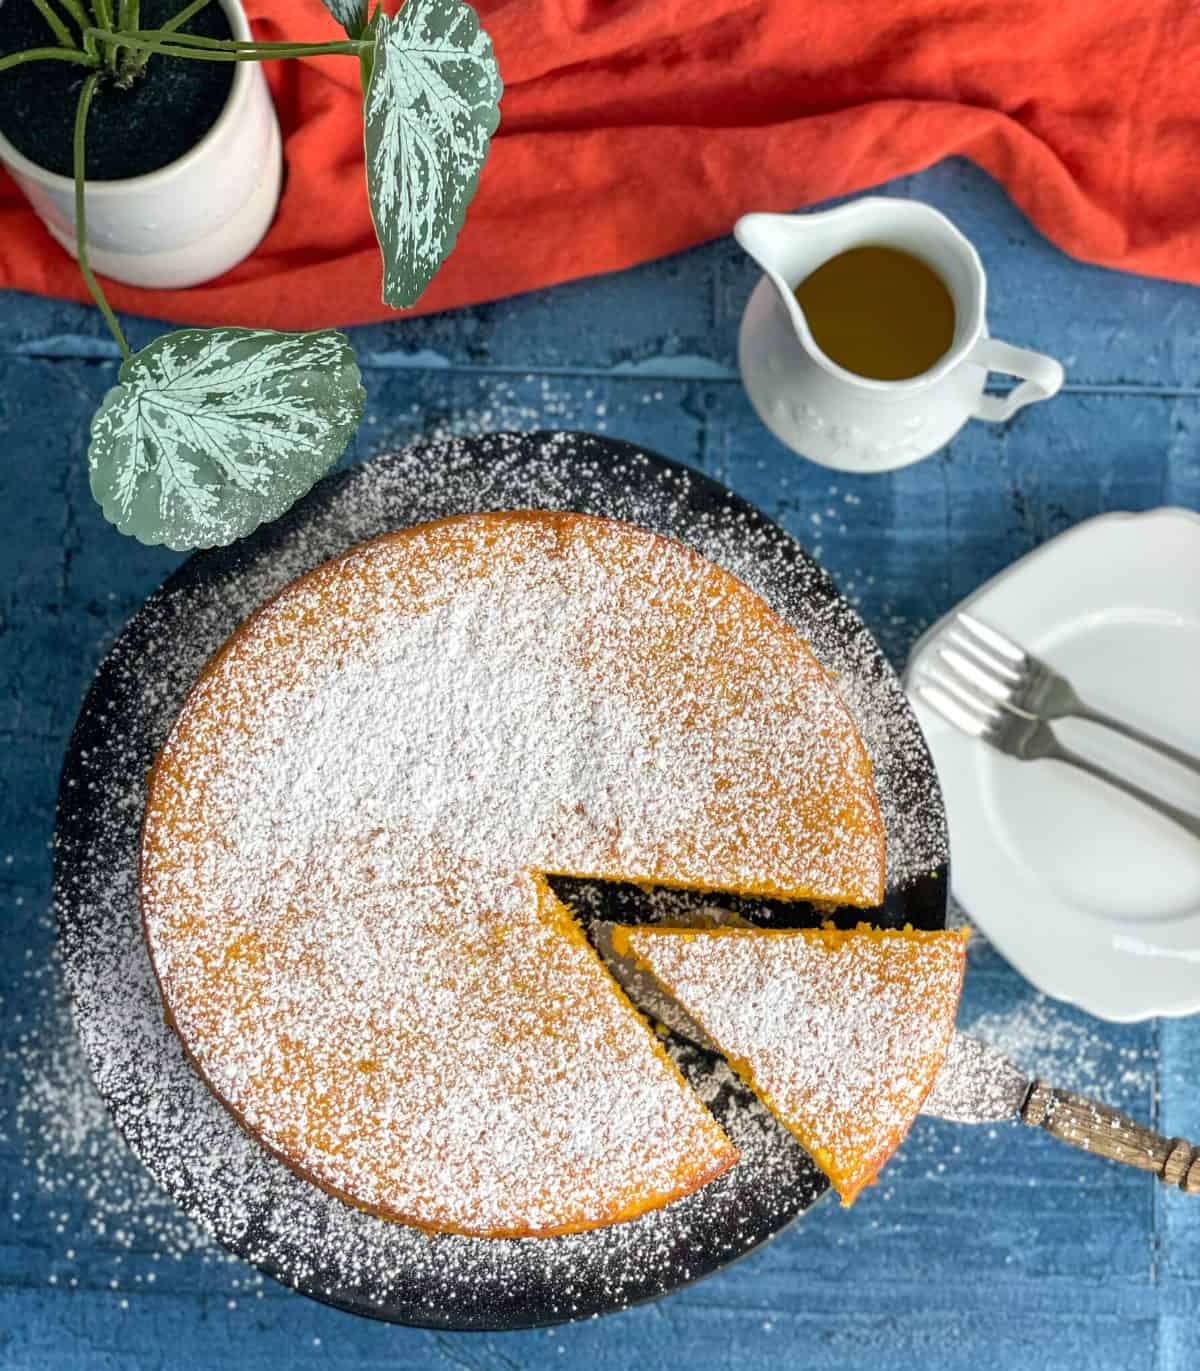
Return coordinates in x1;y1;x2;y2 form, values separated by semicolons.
734;213;833;334
734;210;864;292
735;207;902;360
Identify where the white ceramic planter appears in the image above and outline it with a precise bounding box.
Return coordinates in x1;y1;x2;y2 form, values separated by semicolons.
0;0;282;290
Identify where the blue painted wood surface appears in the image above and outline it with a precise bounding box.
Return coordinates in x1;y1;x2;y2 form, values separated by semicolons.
2;158;1198;1369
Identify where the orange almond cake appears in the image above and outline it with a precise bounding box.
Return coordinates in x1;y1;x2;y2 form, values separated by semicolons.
610;924;969;1204
140;510;887;1238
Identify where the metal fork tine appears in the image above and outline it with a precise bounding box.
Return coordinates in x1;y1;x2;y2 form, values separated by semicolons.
937;645;1016;705
918;670;1200;840
956;612;1025;665
923;665;1005;724
946;626;1023;684
916;682;995;739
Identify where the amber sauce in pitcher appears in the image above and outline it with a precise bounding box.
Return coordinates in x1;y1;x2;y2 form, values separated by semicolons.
794;245;956;381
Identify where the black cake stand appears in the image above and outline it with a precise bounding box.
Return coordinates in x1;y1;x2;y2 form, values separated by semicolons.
54;432;947;1329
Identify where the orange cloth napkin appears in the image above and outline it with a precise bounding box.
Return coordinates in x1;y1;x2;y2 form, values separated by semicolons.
3;0;1199;328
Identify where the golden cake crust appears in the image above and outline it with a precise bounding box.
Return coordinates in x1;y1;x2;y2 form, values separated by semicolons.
140;511;885;1236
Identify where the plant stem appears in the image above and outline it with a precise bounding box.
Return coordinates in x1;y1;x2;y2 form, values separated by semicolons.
55;0;99;58
32;0;78;49
57;0;92;28
115;28;368;53
89;0;118;71
126;0;208;79
149;44;362;60
115;0;138;70
73;73;131;364
358;4;381;89
87;29;365;60
124;28;283;48
0;46;98;73
159;0;213;35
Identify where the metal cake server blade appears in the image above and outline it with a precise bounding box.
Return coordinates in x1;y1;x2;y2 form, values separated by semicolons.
920;1029;1029;1123
925;1030;1200;1193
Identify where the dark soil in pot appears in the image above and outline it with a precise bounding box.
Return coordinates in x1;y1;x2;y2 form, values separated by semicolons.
0;0;235;179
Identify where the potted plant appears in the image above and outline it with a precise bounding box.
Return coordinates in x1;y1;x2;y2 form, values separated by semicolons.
0;0;501;552
0;0;282;290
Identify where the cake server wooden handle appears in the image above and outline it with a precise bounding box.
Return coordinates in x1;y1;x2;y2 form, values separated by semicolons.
1021;1081;1200;1193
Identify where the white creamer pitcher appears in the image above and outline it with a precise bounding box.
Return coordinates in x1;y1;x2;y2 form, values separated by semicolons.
735;199;1064;473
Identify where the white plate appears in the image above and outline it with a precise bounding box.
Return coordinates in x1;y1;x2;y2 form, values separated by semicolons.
904;508;1200;1021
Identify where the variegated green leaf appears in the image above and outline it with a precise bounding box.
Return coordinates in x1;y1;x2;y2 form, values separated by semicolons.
319;0;370;38
363;0;501;309
89;328;365;551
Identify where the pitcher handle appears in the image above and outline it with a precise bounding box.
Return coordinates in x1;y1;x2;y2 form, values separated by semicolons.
968;338;1064;423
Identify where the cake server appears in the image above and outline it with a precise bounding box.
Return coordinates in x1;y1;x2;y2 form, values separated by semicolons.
597;921;1200;1193
922;1029;1200;1193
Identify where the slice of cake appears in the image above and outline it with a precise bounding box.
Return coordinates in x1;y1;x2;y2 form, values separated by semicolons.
610;924;968;1203
140;511;886;1236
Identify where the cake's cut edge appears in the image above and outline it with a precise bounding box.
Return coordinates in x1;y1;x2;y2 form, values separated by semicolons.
522;877;742;1234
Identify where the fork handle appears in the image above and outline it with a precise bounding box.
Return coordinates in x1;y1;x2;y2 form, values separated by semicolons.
1070;702;1200;779
1050;737;1200;840
1022;1082;1200;1192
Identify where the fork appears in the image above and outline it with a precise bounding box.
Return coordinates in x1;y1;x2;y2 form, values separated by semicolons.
916;674;1200;841
936;612;1200;778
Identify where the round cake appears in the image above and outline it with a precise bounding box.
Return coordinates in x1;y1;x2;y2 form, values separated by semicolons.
140;511;886;1237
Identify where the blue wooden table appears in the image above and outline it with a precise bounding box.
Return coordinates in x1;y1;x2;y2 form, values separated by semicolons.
2;158;1198;1370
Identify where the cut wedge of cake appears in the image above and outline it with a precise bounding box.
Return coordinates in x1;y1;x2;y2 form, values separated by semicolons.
611;924;968;1204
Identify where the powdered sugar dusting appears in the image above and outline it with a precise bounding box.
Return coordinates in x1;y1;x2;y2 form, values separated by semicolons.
53;433;947;1325
143;511;885;1236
